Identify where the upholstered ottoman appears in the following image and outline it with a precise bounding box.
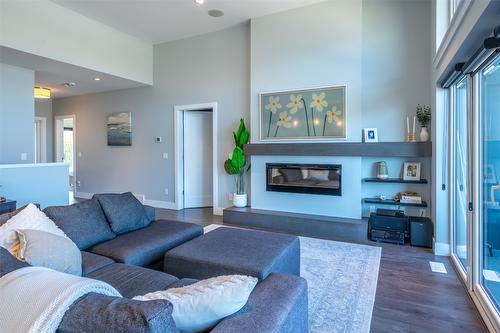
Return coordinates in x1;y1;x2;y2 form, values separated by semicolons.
163;227;300;280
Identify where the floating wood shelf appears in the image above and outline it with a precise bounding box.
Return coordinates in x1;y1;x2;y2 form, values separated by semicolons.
363;178;428;184
244;142;432;157
363;198;428;207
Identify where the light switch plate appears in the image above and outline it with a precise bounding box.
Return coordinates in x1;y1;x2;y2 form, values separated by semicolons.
77;152;82;157
20;153;27;160
163;153;168;159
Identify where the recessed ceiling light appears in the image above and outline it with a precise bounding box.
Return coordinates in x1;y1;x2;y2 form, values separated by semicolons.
93;77;101;81
208;9;224;17
195;0;204;4
62;82;76;87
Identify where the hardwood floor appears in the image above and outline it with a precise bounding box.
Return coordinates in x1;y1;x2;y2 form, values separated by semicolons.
157;207;488;333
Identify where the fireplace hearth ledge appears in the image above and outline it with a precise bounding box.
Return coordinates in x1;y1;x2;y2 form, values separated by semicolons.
223;206;368;242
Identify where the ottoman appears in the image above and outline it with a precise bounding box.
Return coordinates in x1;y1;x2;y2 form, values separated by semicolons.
163;227;300;280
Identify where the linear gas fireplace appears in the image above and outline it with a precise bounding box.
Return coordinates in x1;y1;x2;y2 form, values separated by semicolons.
266;163;342;196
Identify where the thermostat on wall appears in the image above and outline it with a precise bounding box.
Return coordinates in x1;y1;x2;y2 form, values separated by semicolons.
155;137;162;143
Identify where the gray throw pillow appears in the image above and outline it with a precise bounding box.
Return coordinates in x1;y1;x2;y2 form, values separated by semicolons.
0;246;29;278
94;192;150;234
17;229;82;276
43;198;116;250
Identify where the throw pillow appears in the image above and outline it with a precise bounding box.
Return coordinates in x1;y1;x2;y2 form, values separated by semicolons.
94;192;150;234
0;246;29;278
133;275;258;333
16;229;82;276
0;205;29;227
43;198;116;250
0;203;69;257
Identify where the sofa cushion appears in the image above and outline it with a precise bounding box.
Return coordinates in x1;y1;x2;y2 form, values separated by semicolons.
81;251;115;276
210;273;308;333
58;293;178;333
94;192;150;234
89;220;203;267
86;263;179;299
0;246;29;278
43;198;116;250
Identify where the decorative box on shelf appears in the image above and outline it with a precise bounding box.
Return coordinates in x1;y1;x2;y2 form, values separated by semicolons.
400;195;422;204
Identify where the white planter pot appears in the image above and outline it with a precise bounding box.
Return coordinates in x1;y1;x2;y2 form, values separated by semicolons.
419;127;429;142
233;193;247;208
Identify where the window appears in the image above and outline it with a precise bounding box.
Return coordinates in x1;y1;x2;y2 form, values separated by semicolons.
479;54;500;311
452;77;469;271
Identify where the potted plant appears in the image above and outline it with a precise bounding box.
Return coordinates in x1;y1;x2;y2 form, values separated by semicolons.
416;104;431;142
224;118;250;207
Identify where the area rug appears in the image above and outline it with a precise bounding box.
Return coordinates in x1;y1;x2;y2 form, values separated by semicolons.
204;225;381;333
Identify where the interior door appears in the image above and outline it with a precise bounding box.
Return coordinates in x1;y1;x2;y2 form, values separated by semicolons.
183;110;213;208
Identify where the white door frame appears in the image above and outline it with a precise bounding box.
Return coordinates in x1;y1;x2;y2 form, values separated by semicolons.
34;116;47;163
55;115;77;193
174;102;218;214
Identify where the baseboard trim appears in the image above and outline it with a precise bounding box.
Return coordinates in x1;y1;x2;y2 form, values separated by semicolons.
434;242;451;256
143;199;177;210
74;191;92;199
213;207;223;216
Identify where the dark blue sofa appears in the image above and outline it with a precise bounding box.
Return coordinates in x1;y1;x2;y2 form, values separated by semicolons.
11;194;309;333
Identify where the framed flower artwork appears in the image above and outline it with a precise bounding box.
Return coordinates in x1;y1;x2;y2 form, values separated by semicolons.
259;85;347;141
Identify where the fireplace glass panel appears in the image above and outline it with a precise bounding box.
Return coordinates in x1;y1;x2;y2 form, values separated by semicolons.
266;163;341;196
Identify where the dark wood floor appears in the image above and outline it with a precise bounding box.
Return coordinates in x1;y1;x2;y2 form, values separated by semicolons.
157;207;488;333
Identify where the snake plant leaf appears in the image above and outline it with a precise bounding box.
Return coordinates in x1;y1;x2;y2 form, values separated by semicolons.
224;159;238;175
231;146;245;169
238;130;249;147
235;118;245;142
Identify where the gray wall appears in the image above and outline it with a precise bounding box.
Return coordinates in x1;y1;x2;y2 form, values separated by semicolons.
362;0;432;141
53;23;250;208
35;99;54;162
250;0;432;218
0;63;35;164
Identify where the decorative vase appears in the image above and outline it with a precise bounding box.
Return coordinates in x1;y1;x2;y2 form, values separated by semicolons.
419;127;429;142
233;193;247;208
376;161;388;179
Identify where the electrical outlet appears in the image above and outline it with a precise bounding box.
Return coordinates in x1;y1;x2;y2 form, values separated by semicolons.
228;193;233;201
20;153;27;161
76;181;81;187
162;153;168;159
164;188;169;195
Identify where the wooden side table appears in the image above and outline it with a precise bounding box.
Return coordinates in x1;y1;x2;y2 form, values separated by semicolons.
0;200;17;214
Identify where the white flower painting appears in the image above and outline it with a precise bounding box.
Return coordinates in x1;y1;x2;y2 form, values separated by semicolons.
260;86;346;140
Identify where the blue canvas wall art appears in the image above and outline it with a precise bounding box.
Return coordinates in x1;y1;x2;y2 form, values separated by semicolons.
107;112;132;146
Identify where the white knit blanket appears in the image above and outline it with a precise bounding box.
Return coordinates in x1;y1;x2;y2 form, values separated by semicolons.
0;266;121;333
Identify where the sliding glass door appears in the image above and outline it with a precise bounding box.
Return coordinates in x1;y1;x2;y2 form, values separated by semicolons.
479;54;500;311
452;77;469;271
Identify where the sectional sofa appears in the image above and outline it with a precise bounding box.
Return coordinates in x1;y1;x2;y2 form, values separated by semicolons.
1;193;308;332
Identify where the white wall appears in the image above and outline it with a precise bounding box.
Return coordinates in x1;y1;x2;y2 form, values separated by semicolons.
0;163;69;208
0;63;35;164
0;0;153;85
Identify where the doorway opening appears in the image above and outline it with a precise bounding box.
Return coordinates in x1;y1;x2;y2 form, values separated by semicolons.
175;103;218;213
55;115;76;199
34;116;47;163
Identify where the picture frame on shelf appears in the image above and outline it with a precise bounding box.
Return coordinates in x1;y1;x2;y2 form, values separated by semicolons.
363;128;378;143
403;162;421;181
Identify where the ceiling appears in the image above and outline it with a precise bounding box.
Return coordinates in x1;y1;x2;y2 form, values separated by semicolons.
0;46;145;98
53;0;326;44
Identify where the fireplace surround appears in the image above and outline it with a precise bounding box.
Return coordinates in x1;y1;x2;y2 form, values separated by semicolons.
266;163;342;196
